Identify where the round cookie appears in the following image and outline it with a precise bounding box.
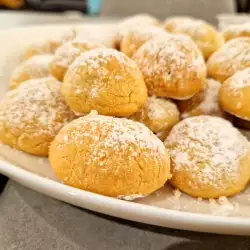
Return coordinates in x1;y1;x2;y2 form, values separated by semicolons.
49;114;171;199
24;28;76;60
222;22;250;42
76;24;117;49
164;17;223;60
178;78;223;118
219;67;250;121
165;115;250;198
133;35;206;100
62;48;148;116
207;37;250;82
0;77;75;156
131;96;180;136
116;14;160;49
50;39;105;81
120;25;167;57
10;54;53;89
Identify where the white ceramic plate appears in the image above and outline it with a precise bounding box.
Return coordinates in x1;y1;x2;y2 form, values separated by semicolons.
1;25;250;236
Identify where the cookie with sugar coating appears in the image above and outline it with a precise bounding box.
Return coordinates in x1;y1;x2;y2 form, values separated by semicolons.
0;77;75;156
62;48;148;117
164;16;223;60
133;35;206;100
165;115;250;198
50;38;105;81
49;114;171;199
207;37;250;82
120;25;168;57
131;96;180;139
24;28;76;60
222;22;250;42
116;14;160;49
219;68;250;121
178;78;224;119
10;54;53;89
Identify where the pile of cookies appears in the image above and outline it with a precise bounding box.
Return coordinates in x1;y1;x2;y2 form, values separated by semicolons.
1;14;250;201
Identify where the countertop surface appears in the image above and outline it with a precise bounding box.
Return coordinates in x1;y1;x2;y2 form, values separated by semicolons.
1;11;250;250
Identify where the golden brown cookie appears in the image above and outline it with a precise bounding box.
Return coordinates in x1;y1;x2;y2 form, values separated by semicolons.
164;17;223;60
50;39;105;81
222;22;250;42
120;25;168;57
62;48;147;116
219;68;250;121
207;37;250;82
133;35;206;99
165;115;250;198
24;28;76;60
178;78;223;118
116;14;160;49
10;54;53;89
0;77;75;156
49;114;171;199
131;96;180;136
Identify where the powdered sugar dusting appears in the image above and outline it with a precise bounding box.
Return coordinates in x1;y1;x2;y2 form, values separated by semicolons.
12;54;53;79
223;22;250;41
147;97;178;121
227;68;250;91
165;17;208;38
208;38;250;80
117;194;144;201
166;116;250;189
133;35;206;92
61;115;167;163
0;77;75;137
181;78;222;118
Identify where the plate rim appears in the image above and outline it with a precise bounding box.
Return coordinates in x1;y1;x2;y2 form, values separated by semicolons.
1;158;250;236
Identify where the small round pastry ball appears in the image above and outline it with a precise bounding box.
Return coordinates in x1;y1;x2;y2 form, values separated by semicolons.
116;14;160;49
62;48;148;116
131;96;180;135
207;37;250;82
76;24;117;49
50;39;105;81
219;68;250;121
164;17;223;60
178;78;223;118
10;54;53;89
222;22;250;42
165;116;250;198
0;77;75;156
24;28;76;60
49;114;171;198
133;35;206;100
120;25;167;57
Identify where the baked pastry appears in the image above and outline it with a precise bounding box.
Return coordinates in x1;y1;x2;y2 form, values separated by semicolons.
133;35;206;100
222;22;250;42
165;115;250;198
0;77;75;156
49;114;171;199
207;37;250;82
164;17;223;60
131;96;180;137
50;39;104;81
10;54;53;89
116;14;160;49
178;78;223;118
120;26;167;57
76;24;117;48
24;28;76;60
219;68;250;121
62;48;148;116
